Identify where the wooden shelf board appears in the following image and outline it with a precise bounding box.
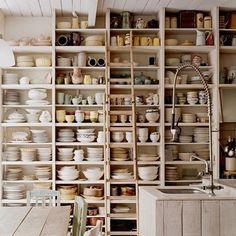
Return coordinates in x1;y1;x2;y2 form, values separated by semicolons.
55;161;105;165
56;66;105;70
11;46;52;53
165;161;208;165
55;123;103;127
55;85;106;90
165;45;216;52
2;161;52;165
165;122;209;127
55;28;106;34
1;84;52;89
55;46;105;53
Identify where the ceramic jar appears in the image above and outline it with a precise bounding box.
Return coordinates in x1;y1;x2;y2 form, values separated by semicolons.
145;109;160;123
72;96;82;105
75;110;85;123
95;93;104;105
150;132;160;143
78;52;87;67
98;110;104;123
135;18;146;28
84;75;92;84
90;111;98;123
28;89;47;100
39;111;52;123
72;68;83;84
56;110;66;123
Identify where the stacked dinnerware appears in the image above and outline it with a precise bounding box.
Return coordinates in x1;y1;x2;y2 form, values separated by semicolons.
16;55;34;67
111;168;133;180
3;147;20;161
77;129;96;143
196;113;208;123
37;147;52;161
3;73;18;84
177;92;186;105
57;129;75;142
4;167;22;181
182;113;196;123
111;148;129;161
35;166;51;180
57;148;74;161
74;149;84;161
97;131;104;143
11;131;31;143
111;131;124;142
31;129;48;143
138;166;159;181
3;184;26;200
20;148;36;161
137;153;159;161
83;167;104;180
187;91;198;105
193;128;209;143
57;166;79;181
165;108;181;123
33;182;51;190
58;185;77;200
86;147;103;161
194;148;209;160
25;109;41;123
165;166;179;181
137;128;148;143
5;110;26;123
4;91;20;105
26;89;49;106
179;135;193;143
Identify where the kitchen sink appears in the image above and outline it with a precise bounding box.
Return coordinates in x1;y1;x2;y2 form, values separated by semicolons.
158;188;206;194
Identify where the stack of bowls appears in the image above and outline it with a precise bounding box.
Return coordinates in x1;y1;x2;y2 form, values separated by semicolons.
83;168;104;180
165;108;181;123
165;166;179;181
196;113;208;123
16;55;34;67
3;184;26;200
77;129;96;143
35;166;51;180
138;154;159;162
20;148;36;161
137;128;148;143
3;147;20;161
31;130;48;143
145;109;160;123
57;129;75;142
111;132;124;142
4;167;23;181
57;166;79;181
37;147;52;161
57;148;74;161
193;128;209;143
33;182;51;190
138;166;159;181
177;92;187;105
182;113;196;123
3;73;18;84
187;91;198;105
179;135;193;143
194;148;209;160
74;149;84;161
4;91;20;105
178;153;195;161
111;148;129;161
58;185;77;200
111;168;132;180
5;111;26;123
83;186;104;200
25;109;41;123
86;147;103;161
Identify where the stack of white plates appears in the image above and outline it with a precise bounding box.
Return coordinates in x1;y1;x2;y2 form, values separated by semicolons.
4;91;20;105
3;73;18;84
194;148;209;160
57;148;74;161
112;205;130;213
35;166;51;180
26;99;50;105
57;129;75;142
179;135;193;143
16;55;34;67
138;153;159;161
77;129;96;143
4;110;26;123
3;184;26;200
193;128;209;143
111;168;133;180
86;147;103;161
165;108;181;123
111;148;129;161
4;167;22;181
37;147;52;161
33;182;51;190
165;166;179;181
3;147;20;161
31;129;48;143
20;148;36;161
57;166;79;181
182;113;196;123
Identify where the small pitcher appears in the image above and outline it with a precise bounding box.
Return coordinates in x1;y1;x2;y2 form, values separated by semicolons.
196;30;205;46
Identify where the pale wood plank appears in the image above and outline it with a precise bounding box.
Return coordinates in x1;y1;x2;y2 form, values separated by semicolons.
156;201;164;236
40;206;71;236
14;207;51;236
202;200;220;236
26;0;42;16
183;201;201;236
220;200;236;236
164;201;182;236
0;207;31;236
39;0;52;16
61;0;72;16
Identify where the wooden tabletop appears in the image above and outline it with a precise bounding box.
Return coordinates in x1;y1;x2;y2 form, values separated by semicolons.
0;206;71;236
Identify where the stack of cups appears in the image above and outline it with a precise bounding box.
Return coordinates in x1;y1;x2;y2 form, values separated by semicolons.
177;92;186;105
97;131;104;143
187;91;198;105
137;128;149;143
198;91;207;104
74;150;84;161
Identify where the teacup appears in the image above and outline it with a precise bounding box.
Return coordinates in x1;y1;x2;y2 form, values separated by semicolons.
56;110;66;123
65;115;75;123
87;96;94;105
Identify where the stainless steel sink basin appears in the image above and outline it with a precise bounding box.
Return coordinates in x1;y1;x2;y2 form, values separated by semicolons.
158;188;206;194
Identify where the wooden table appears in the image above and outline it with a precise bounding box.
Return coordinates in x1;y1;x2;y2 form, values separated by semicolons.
0;206;71;236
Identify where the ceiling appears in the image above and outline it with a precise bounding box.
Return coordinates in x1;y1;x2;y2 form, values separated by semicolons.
0;0;236;17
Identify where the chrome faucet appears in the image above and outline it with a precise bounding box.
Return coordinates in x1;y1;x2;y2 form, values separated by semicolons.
190;155;209;175
171;63;222;196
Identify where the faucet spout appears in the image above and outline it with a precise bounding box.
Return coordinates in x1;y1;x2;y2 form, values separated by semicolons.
190;155;209;174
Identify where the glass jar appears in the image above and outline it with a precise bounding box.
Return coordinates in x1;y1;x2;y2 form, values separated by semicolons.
122;11;131;29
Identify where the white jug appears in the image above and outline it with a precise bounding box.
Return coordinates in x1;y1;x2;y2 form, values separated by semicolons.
196;30;205;46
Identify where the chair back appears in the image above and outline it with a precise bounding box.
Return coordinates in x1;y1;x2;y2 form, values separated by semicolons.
72;196;88;236
27;190;60;207
83;220;103;236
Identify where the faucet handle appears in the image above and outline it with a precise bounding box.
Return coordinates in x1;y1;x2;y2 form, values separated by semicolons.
198;171;205;177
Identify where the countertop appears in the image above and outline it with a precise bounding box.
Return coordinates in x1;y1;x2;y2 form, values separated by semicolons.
139;181;236;201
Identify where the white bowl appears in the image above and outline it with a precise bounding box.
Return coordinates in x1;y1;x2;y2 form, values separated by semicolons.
83;170;104;180
138;166;159;175
138;173;158;181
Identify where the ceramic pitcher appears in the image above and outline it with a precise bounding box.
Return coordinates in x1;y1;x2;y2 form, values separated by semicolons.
196;30;205;46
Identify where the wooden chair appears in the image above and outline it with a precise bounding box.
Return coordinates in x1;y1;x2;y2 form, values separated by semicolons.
84;220;103;236
27;190;60;207
72;196;88;236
